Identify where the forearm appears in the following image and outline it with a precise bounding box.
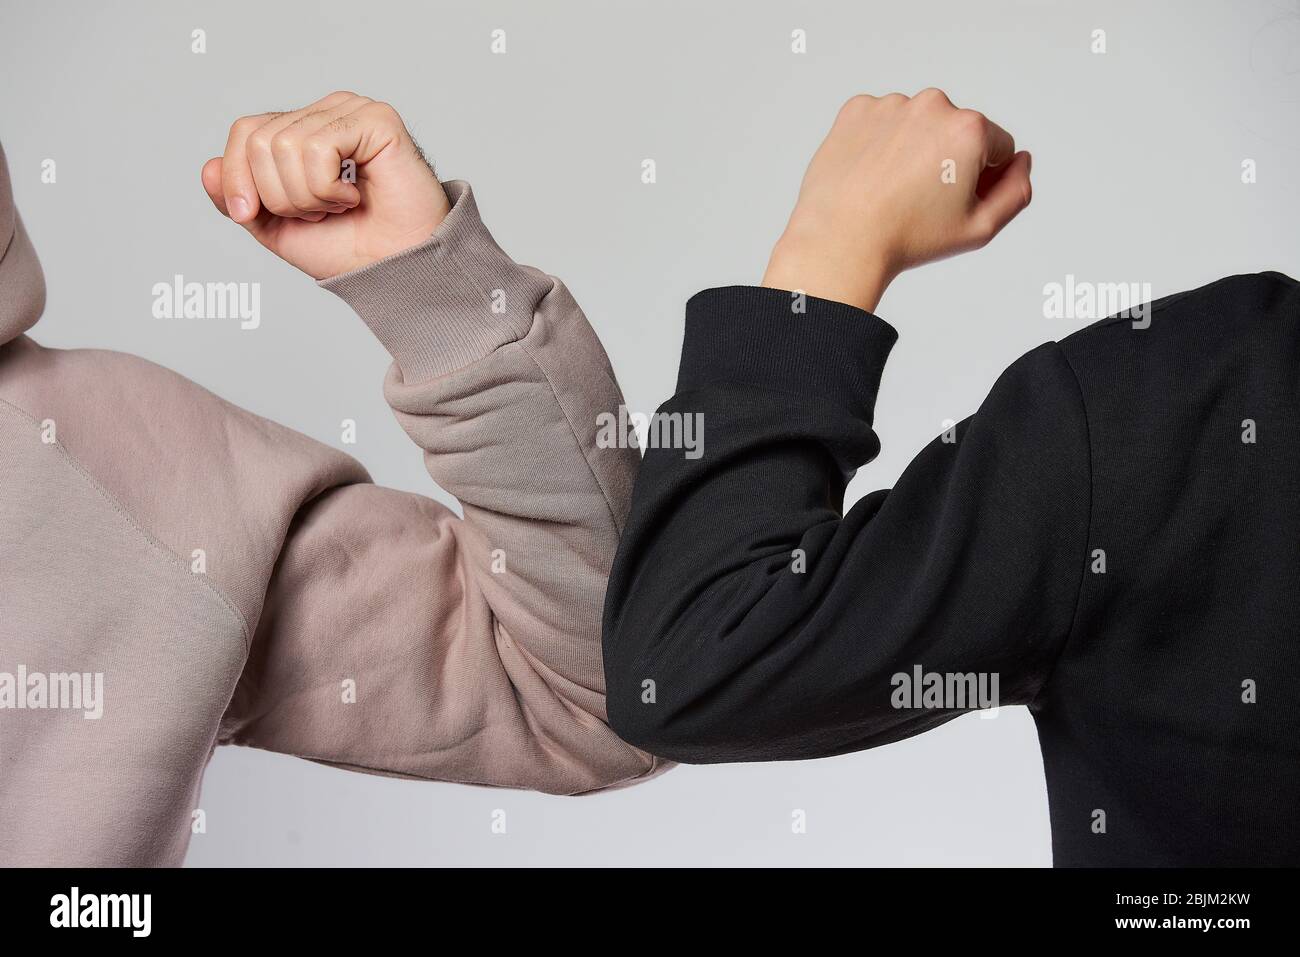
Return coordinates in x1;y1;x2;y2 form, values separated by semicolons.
604;286;897;760
322;180;639;639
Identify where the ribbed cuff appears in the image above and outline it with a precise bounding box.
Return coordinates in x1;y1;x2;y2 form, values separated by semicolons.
318;180;553;383
678;286;899;424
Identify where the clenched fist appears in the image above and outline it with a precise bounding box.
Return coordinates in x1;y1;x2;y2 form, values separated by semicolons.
762;89;1033;312
201;91;451;280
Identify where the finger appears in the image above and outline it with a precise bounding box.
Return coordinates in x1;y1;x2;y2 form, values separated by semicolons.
247;92;360;218
246;111;309;218
221;113;276;224
271;97;371;211
270;119;330;215
299;101;406;206
969;150;1032;244
983;118;1016;168
203;156;282;244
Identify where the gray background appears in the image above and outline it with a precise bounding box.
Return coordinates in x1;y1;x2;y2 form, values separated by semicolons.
2;0;1296;866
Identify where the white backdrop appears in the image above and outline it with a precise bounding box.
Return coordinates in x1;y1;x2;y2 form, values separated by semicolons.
2;0;1296;865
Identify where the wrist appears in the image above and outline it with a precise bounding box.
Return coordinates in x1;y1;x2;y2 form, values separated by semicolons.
761;228;896;313
318;180;550;383
353;171;452;270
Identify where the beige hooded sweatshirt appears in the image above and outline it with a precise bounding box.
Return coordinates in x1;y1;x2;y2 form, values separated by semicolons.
0;141;661;866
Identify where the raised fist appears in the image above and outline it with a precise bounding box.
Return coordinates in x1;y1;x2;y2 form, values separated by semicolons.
202;91;451;279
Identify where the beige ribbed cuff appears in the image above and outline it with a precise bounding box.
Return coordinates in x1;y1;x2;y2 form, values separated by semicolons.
318;180;553;383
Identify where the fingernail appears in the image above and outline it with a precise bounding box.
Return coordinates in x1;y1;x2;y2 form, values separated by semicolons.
229;195;251;220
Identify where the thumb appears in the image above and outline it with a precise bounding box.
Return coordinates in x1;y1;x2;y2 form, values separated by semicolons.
969;150;1032;245
200;157;230;216
201;156;277;244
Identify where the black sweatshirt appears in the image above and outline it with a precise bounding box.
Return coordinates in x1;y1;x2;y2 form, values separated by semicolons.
603;273;1300;867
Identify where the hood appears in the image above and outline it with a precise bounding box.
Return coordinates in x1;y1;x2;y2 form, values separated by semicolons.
0;140;47;346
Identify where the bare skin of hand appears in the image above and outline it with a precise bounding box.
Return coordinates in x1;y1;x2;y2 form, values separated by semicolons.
201;91;451;280
762;88;1033;312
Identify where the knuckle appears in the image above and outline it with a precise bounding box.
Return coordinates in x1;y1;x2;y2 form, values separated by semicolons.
270;132;298;155
916;87;951;106
953;109;987;134
229;116;260;140
970;211;998;243
838;94;874;118
246;130;273;154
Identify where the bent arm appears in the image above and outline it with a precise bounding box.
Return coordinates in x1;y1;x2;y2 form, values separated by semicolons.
602;286;1090;763
220;182;662;793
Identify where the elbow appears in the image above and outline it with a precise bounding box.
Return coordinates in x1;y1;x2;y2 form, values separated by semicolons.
517;712;669;797
606;676;672;758
604;645;734;764
603;593;750;763
603;639;679;759
607;686;739;764
555;740;668;796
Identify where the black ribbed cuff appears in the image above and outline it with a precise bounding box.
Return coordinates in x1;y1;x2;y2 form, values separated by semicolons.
678;286;898;423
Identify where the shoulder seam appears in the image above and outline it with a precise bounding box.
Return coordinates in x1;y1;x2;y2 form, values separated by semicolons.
1029;341;1093;709
0;395;252;652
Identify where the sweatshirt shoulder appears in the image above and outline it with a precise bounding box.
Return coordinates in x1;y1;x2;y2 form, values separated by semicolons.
971;342;1089;473
1059;271;1298;358
989;339;1085;414
1;339;365;479
0;338;369;627
1051;271;1300;433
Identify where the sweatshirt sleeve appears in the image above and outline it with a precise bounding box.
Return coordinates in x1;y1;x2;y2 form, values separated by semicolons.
602;285;1091;763
218;181;664;794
